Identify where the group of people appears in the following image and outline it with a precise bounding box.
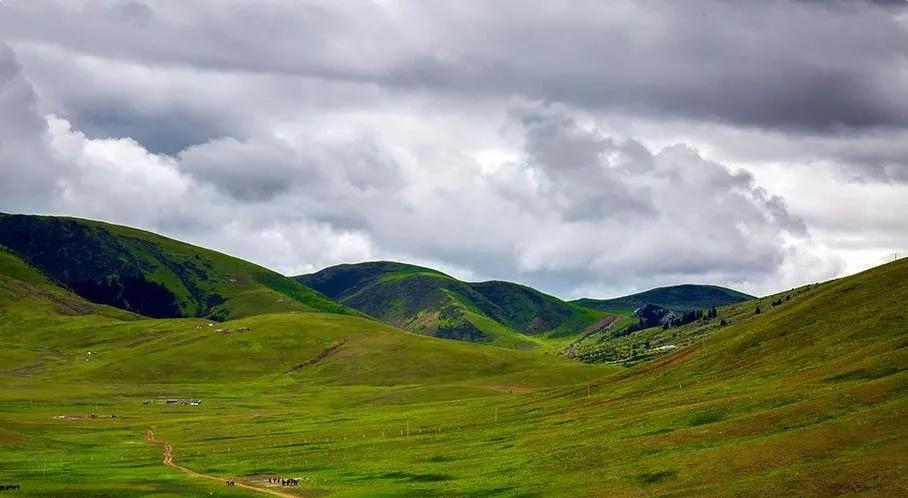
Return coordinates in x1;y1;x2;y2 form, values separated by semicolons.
0;484;20;491
223;477;301;488
267;477;300;487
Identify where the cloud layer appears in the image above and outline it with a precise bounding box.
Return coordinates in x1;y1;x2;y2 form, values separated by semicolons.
1;0;906;298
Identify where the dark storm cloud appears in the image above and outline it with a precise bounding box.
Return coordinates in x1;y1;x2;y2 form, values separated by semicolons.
391;0;908;132
829;140;908;183
74;105;232;155
0;44;70;210
1;0;906;150
178;137;300;201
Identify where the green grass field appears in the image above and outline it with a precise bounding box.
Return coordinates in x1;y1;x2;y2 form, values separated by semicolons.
1;240;906;496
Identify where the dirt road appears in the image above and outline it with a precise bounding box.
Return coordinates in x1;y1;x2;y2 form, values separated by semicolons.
144;427;302;498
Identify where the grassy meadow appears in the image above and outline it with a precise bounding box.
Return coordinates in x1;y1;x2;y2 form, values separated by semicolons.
1;244;906;496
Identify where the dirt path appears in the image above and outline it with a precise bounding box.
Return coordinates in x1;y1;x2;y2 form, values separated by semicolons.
285;338;348;372
145;427;302;498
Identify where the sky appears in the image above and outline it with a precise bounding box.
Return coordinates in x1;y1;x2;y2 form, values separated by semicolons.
0;0;906;299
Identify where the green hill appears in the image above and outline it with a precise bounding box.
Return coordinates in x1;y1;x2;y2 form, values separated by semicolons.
0;222;904;496
0;248;601;389
296;261;606;349
0;213;350;320
574;283;753;313
567;285;808;364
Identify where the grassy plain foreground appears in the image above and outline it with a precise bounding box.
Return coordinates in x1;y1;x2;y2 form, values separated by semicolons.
1;246;906;496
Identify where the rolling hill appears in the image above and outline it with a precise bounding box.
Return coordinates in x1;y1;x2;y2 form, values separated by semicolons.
573;284;753;314
0;213;350;320
296;261;606;349
0;246;600;388
566;285;811;364
0;219;904;496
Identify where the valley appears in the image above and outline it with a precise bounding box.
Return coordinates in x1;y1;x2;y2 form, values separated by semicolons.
0;215;905;497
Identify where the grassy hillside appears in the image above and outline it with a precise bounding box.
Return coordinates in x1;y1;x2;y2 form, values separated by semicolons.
567;284;812;364
0;250;603;389
573;284;753;314
297;261;606;349
0;239;905;496
0;213;349;320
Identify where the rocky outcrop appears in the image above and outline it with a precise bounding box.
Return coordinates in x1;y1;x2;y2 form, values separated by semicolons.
633;304;679;328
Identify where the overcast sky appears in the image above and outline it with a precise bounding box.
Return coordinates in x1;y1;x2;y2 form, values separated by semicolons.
1;0;906;299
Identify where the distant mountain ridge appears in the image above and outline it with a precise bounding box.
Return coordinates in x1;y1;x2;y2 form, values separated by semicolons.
0;213;754;349
296;261;605;348
297;262;756;350
0;213;350;320
573;284;753;313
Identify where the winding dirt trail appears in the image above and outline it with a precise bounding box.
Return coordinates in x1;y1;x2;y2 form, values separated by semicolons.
145;427;302;498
